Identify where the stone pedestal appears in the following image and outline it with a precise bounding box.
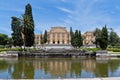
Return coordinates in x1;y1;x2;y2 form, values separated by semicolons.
96;50;108;57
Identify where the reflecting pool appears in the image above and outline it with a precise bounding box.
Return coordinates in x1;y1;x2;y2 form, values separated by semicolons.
0;57;120;79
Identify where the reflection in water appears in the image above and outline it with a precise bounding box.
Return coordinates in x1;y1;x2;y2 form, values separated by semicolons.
82;59;96;72
0;57;120;79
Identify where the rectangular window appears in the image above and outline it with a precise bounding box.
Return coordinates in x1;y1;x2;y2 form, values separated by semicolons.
62;33;64;38
58;33;60;38
53;33;55;37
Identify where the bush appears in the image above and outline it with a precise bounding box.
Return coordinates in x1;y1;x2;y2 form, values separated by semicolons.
81;48;101;52
0;45;5;48
0;48;24;52
107;48;120;52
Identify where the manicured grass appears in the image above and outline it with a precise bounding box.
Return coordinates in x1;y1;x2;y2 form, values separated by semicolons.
107;48;120;52
0;48;23;52
80;48;101;53
108;51;120;54
80;48;120;53
0;47;36;53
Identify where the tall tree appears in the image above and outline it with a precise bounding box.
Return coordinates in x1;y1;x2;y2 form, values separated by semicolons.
99;25;108;50
43;30;47;43
94;28;101;48
70;27;74;46
74;30;79;48
71;32;75;47
23;4;35;47
0;33;8;46
71;30;83;48
7;38;13;48
40;34;44;45
78;30;83;47
109;29;120;47
11;17;23;47
70;27;73;37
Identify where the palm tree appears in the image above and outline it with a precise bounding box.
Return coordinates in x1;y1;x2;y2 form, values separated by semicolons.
21;14;34;51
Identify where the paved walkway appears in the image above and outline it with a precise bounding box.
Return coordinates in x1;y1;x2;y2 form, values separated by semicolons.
40;77;120;80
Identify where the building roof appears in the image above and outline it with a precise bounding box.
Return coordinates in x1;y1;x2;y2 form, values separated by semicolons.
50;26;67;33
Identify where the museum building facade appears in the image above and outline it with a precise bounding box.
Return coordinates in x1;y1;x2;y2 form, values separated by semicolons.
35;27;95;46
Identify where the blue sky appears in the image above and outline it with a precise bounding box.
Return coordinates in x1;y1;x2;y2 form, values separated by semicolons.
0;0;120;36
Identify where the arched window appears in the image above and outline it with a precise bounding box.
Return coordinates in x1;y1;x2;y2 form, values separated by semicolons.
53;40;55;44
62;40;64;44
58;40;60;44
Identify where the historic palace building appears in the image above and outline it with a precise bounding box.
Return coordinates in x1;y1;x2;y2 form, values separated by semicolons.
82;31;95;45
35;27;95;46
35;34;41;45
47;27;71;44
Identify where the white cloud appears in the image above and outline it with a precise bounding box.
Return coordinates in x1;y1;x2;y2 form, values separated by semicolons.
57;0;119;33
57;7;74;14
63;19;73;24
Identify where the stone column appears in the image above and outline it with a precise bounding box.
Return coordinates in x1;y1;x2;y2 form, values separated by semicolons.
50;33;53;44
64;33;67;44
60;33;62;44
38;35;40;45
69;34;71;44
55;33;57;44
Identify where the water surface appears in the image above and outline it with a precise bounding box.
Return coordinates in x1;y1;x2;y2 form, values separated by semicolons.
0;57;120;79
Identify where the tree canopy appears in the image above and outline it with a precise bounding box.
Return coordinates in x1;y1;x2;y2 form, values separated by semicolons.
11;17;23;47
71;29;83;48
23;3;35;47
109;29;120;47
0;33;8;46
94;28;101;48
43;30;47;43
99;25;108;50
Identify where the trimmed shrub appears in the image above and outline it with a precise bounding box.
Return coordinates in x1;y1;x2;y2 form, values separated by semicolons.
0;45;5;48
107;48;120;52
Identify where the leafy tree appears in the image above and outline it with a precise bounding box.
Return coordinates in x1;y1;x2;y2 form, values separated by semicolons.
94;28;101;48
78;30;83;47
11;17;23;47
70;27;73;37
0;33;9;46
70;27;74;46
71;30;83;48
22;4;35;47
109;29;120;47
6;38;13;48
43;30;47;43
99;25;108;50
40;34;44;45
71;32;75;46
73;30;79;48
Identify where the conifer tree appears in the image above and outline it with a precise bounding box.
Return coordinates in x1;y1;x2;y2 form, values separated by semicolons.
99;25;108;50
43;30;47;43
11;17;23;47
94;28;101;48
23;3;35;47
72;30;78;48
109;29;120;46
70;27;74;46
78;30;83;48
71;30;83;48
70;27;73;37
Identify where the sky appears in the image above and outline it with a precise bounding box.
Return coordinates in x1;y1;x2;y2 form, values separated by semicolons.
0;0;120;36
